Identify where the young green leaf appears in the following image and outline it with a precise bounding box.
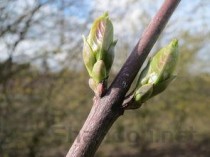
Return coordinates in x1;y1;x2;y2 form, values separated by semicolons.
134;39;179;104
134;84;153;103
83;36;96;77
83;12;117;94
91;60;107;83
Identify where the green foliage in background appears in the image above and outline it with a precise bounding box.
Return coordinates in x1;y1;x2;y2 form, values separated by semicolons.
1;1;210;157
1;54;210;157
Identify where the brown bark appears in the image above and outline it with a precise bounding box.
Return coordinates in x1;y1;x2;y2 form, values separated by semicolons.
66;0;181;156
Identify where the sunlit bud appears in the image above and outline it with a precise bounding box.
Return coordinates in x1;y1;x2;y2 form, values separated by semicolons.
83;36;96;77
138;39;178;86
86;12;116;75
88;78;97;93
91;60;107;84
134;39;179;102
148;39;179;84
104;40;117;73
134;84;153;103
83;12;117;95
87;12;113;55
89;78;106;96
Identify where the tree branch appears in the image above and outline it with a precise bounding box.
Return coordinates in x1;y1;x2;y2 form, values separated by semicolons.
66;0;181;156
109;0;181;99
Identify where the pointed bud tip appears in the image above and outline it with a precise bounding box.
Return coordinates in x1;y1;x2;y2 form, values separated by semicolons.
98;12;109;20
92;60;107;83
103;12;109;17
170;39;178;47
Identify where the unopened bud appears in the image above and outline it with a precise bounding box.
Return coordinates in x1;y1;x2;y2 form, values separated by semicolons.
92;60;107;83
83;12;116;79
134;84;153;103
83;36;96;77
134;39;179;102
87;12;114;56
88;78;97;93
83;12;117;95
104;40;117;73
149;39;179;84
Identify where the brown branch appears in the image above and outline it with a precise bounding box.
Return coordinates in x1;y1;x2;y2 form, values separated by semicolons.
66;0;181;156
109;0;181;99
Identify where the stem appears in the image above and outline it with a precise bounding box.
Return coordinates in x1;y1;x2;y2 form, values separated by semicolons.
66;0;181;156
66;97;123;157
110;0;181;97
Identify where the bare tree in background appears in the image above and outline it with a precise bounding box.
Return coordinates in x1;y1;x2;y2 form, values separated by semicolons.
1;0;210;157
0;0;91;156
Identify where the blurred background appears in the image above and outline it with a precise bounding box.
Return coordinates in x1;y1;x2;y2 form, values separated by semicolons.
0;0;210;156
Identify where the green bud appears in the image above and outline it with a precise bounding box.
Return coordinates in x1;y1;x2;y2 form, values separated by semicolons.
83;12;117;94
134;39;179;103
136;59;151;86
134;84;153;103
138;39;178;86
151;75;176;97
88;78;97;93
149;39;178;84
91;60;107;83
87;12;114;56
103;40;117;73
83;36;96;77
83;12;116;79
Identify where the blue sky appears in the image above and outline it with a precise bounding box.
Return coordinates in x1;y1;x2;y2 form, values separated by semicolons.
0;0;210;73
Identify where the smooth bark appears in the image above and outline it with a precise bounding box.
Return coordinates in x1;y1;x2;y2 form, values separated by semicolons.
66;0;181;156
